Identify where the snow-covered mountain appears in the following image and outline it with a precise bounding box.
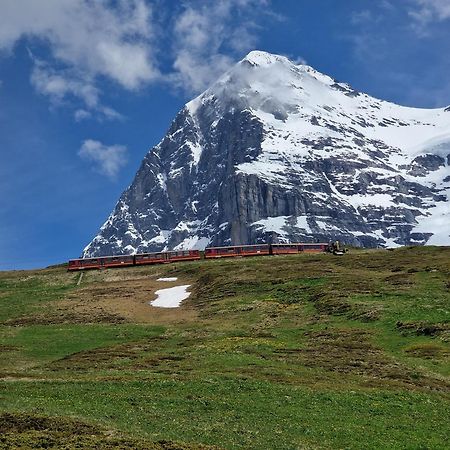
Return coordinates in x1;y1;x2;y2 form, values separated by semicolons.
83;50;450;257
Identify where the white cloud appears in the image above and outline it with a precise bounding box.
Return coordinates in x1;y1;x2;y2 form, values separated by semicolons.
74;109;92;121
30;59;124;121
78;139;128;179
30;60;99;108
292;55;308;66
351;10;375;25
0;0;275;116
0;0;157;118
410;0;450;26
74;106;123;122
172;0;271;94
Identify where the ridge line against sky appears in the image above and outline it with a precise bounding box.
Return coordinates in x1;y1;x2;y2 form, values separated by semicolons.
0;0;450;268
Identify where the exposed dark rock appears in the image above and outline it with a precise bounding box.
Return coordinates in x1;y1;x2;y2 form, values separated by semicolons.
407;154;446;177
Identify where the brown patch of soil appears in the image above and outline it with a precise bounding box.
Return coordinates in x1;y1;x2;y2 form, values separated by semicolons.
49;336;185;372
384;273;415;287
3;276;199;326
405;343;450;359
275;328;450;392
0;345;20;352
64;277;199;325
0;412;98;434
310;292;381;322
346;306;382;322
0;412;220;449
396;321;450;337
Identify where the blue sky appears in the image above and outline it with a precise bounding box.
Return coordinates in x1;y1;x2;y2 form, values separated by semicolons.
1;0;449;269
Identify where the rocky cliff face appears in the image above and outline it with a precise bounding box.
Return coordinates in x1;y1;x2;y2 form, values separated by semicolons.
83;51;450;256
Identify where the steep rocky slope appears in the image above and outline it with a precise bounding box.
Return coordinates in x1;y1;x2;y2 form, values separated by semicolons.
83;51;450;256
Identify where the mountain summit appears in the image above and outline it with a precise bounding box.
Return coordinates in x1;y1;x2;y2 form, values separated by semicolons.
83;51;450;256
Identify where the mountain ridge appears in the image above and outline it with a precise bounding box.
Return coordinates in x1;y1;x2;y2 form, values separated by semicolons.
83;50;450;257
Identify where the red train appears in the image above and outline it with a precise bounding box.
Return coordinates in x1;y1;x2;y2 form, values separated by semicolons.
68;243;330;271
204;244;270;258
271;243;329;255
68;250;201;271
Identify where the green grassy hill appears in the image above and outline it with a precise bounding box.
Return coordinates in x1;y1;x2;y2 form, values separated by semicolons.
1;247;449;449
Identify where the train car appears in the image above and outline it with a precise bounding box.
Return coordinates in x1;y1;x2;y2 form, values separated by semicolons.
135;250;201;266
205;244;270;258
102;255;135;268
240;244;271;256
135;252;167;266
166;249;201;262
68;255;135;271
271;244;302;255
301;243;329;252
68;257;104;271
271;243;329;255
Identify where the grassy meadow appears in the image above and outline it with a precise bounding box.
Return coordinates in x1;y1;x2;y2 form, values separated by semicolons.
0;247;449;449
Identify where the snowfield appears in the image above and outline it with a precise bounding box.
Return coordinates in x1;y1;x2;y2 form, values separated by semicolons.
150;285;191;308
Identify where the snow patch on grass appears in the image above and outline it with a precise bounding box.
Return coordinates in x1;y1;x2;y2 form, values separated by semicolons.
150;285;191;308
